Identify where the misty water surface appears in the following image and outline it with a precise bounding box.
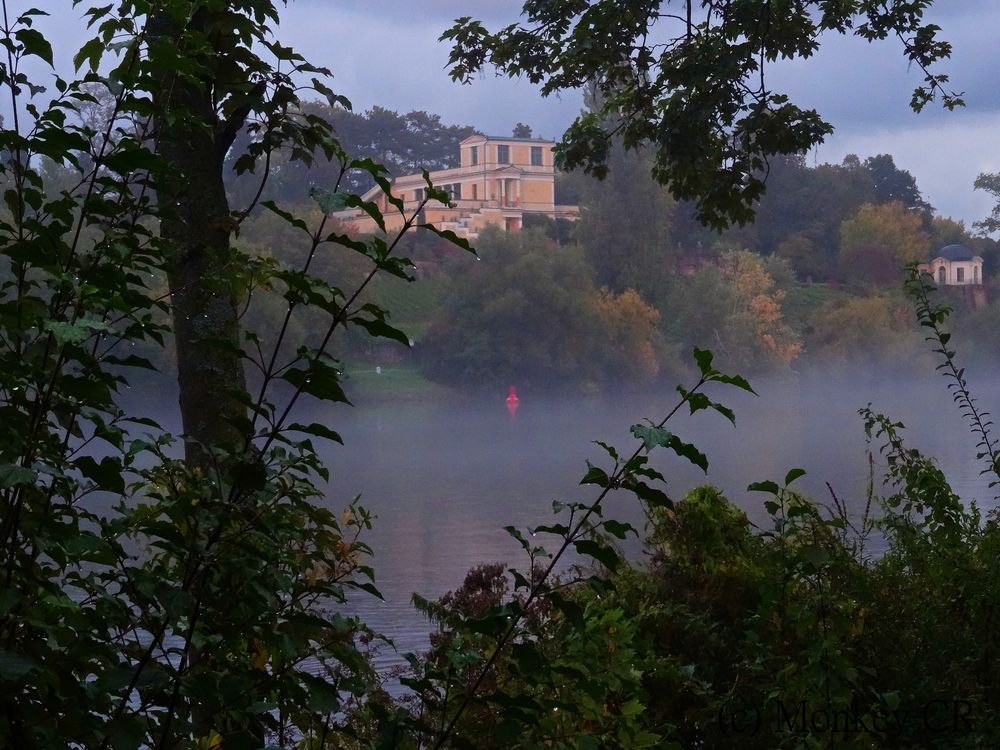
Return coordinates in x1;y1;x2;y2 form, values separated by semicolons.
316;371;999;673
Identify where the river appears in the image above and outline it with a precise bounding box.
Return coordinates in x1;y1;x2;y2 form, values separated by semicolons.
318;370;1000;674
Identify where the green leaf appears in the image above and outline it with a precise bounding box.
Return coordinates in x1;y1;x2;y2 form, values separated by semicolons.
281;360;351;405
103;354;157;370
693;347;714;376
504;525;529;551
801;544;829;568
343;194;386;232
0;650;39;679
73;37;105;73
45;318;109;345
748;480;780;494
349;315;410;346
231;461;267;491
602;519;635;539
418;223;475;254
593;441;619;460
301;672;341;713
287;422;343;444
666;435;708;473
711;401;736;425
532;523;569;536
574;538;619;571
630;424;672;450
712;372;756;394
681;388;711;414
511;641;544;673
310;186;348;214
371;173;404;212
579;463;610;487
65;531;116;565
0;464;35;488
630;424;707;471
784;468;806;486
73;455;125;494
261;200;309;232
15;28;53;65
622;477;672;509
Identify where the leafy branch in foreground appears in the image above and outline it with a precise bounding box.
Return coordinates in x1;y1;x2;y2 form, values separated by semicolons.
905;264;1000;491
0;2;475;747
397;348;754;748
442;1;962;229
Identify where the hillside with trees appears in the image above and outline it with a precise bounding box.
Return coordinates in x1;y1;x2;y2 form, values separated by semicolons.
246;115;998;390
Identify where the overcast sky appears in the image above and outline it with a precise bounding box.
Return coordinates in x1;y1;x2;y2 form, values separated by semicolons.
28;1;1000;228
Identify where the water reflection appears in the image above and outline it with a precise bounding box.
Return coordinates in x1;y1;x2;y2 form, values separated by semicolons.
506;385;519;419
321;372;1000;671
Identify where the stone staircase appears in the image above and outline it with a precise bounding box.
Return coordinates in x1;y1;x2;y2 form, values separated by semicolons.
437;210;482;241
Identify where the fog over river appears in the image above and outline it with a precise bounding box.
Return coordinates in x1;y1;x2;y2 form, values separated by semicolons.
313;370;1000;673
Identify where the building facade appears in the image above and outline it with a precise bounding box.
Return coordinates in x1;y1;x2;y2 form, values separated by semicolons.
333;135;579;240
919;244;984;286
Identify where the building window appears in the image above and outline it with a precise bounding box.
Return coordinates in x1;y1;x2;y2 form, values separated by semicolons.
530;146;543;166
938;266;946;285
449;183;462;200
470;146;478;166
957;267;965;283
471;183;478;200
414;187;424;203
975;266;980;284
497;145;510;164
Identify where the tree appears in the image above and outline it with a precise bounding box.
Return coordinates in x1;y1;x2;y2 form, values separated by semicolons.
512;122;533;138
728;153;876;271
974;171;1000;235
0;2;470;747
574;143;676;299
839;201;931;285
666;250;802;372
776;232;824;281
149;5;255;465
443;1;961;228
931;215;972;248
226;104;477;205
591;287;665;383
808;293;922;365
864;153;932;212
420;228;665;389
420;229;601;388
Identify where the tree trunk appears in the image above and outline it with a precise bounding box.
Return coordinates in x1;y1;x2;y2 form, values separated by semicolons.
150;11;248;470
149;7;263;747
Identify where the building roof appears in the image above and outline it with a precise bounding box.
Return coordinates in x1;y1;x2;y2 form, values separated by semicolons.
459;134;555;145
934;244;976;261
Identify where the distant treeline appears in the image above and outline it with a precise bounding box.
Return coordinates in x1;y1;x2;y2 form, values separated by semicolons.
217;102;1000;391
34;100;991;393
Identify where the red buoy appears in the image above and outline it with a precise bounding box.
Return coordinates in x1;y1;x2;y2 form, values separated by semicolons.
506;385;519;417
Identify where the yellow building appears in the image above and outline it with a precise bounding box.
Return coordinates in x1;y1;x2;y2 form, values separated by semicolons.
334;134;579;240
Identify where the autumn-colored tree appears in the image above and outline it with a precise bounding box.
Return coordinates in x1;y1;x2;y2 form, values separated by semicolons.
592;287;663;383
839;201;931;285
718;251;803;367
808;294;923;365
419;230;668;388
667;251;801;372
